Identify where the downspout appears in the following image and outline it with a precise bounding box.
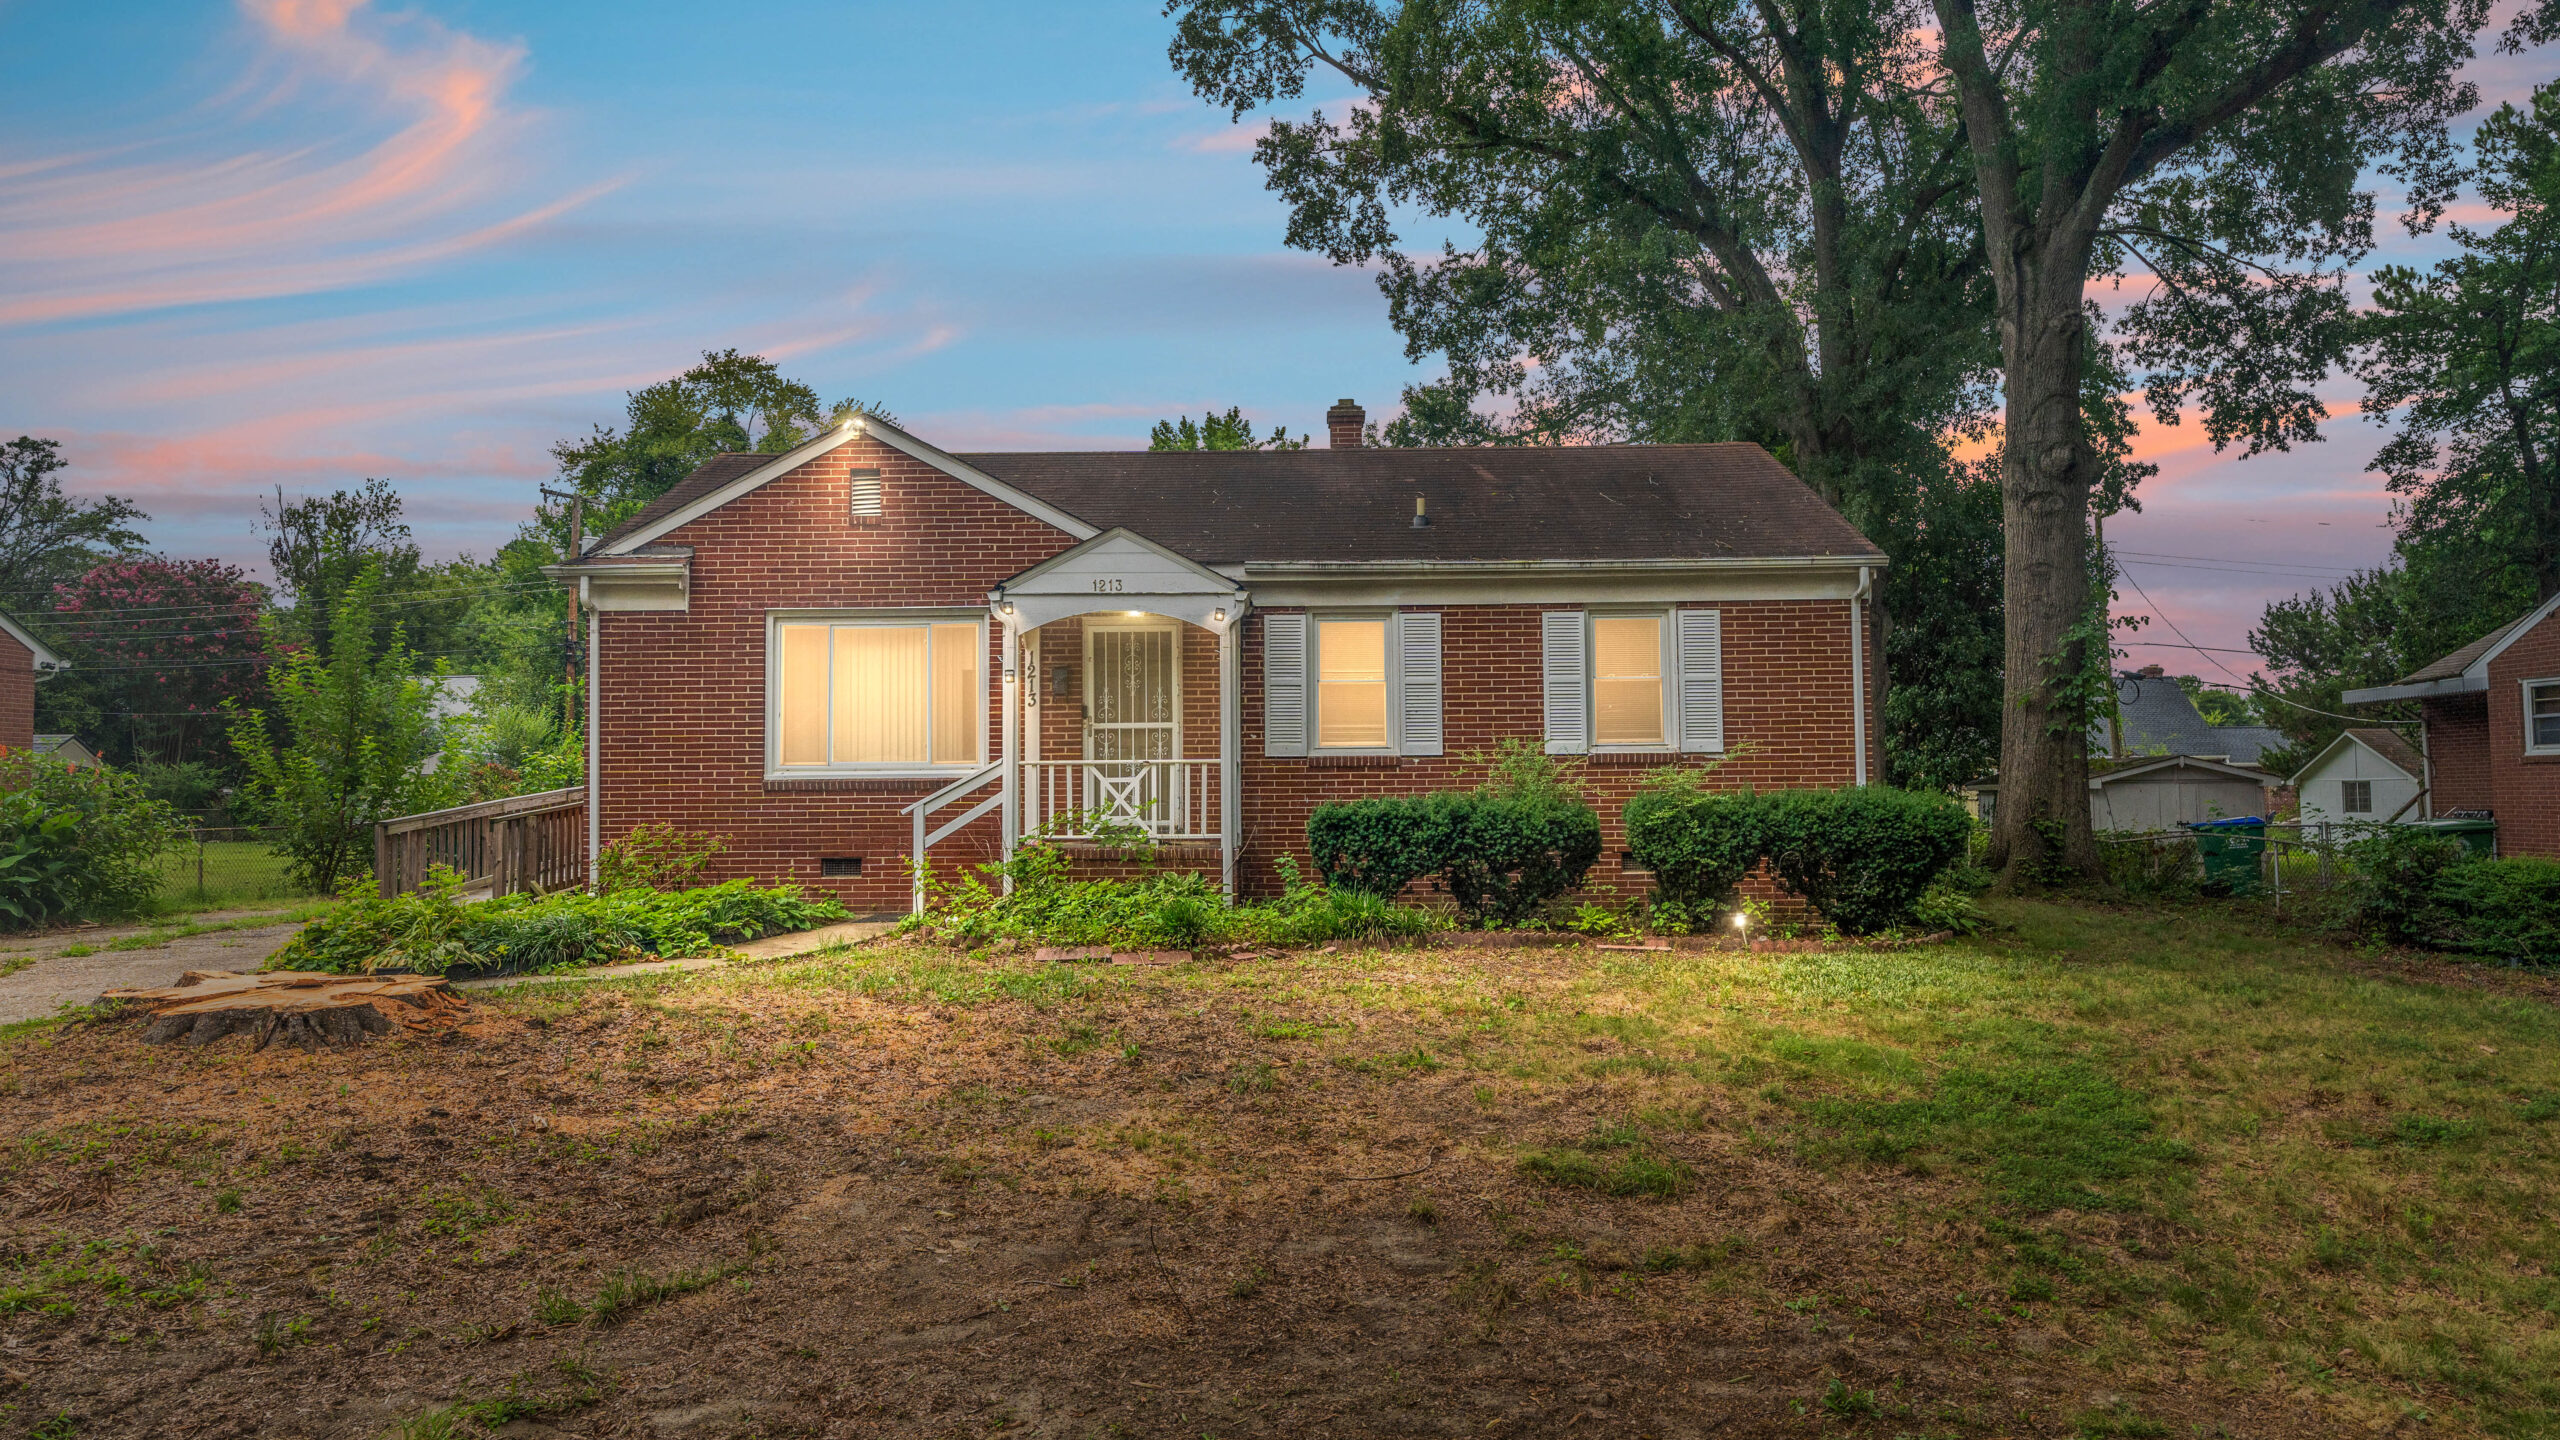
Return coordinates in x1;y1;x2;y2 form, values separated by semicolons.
1850;566;1871;786
584;590;600;893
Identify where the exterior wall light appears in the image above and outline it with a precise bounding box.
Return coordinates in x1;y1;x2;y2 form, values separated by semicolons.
998;600;1015;616
1212;608;1227;624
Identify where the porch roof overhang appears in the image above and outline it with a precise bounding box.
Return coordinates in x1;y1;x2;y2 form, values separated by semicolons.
991;528;1249;632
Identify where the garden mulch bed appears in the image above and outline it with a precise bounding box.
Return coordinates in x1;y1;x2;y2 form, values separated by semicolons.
0;943;2319;1439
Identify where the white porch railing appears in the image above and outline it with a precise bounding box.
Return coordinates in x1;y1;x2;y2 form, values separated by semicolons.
1020;759;1221;841
902;761;1004;914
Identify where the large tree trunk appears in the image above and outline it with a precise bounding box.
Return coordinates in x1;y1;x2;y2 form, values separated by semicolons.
1985;257;2102;879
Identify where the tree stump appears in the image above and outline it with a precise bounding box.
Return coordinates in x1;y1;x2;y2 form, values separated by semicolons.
102;971;469;1050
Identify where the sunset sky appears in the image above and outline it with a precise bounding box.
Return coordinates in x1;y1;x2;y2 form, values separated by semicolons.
2;1;2550;681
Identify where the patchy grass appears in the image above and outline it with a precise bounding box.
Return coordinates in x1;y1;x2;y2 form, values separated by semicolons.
1;897;2557;1437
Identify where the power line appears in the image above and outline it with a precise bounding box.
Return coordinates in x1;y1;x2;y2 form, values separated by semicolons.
2116;566;2396;727
2113;547;2369;576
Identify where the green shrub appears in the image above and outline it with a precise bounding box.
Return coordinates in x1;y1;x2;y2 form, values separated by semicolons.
268;873;849;975
597;822;728;892
1438;792;1602;926
2344;828;2473;948
1306;793;1460;899
0;752;186;930
1758;787;1972;934
903;850;1442;949
1622;782;1768;912
2419;856;2560;963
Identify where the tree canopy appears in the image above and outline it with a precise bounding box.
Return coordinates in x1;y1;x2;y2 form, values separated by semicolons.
0;436;147;601
1148;407;1308;450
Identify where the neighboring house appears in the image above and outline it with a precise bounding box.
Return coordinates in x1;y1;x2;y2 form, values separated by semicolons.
0;611;69;755
2343;591;2560;858
546;402;1888;911
1972;754;2274;833
31;734;103;768
2287;727;2425;828
2090;665;2286;764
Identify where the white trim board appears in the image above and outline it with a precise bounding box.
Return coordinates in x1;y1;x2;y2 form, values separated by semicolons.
0;613;66;671
596;413;1101;556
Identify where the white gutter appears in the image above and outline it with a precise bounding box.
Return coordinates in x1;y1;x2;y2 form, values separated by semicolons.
1230;553;1889;579
1850;565;1871;786
2341;675;2487;705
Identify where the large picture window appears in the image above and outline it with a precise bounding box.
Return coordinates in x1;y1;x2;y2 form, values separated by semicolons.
1592;615;1666;747
1316;618;1389;748
774;617;982;769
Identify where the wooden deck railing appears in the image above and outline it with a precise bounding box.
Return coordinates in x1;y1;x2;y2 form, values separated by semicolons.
374;787;586;900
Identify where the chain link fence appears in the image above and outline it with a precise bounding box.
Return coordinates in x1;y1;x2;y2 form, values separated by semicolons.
157;825;323;908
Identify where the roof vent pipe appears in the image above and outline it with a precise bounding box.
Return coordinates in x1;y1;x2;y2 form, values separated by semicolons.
1412;495;1429;528
1326;398;1365;449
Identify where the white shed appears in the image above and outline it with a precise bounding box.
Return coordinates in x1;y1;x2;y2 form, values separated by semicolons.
1973;754;2274;833
2288;727;2425;827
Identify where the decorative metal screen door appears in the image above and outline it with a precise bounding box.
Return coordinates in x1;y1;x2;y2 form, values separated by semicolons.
1084;625;1180;831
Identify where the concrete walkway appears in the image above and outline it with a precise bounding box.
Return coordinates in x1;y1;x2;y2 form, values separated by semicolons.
451;918;897;991
0;913;311;1024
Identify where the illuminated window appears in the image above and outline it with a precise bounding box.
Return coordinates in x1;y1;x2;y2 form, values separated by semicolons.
774;619;981;768
1316;619;1389;748
1592;615;1665;746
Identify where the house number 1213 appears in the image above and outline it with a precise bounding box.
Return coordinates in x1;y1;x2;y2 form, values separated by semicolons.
1089;578;1125;593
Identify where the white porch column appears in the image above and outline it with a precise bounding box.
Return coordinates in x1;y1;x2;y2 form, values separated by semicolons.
998;610;1019;894
1220;614;1240;897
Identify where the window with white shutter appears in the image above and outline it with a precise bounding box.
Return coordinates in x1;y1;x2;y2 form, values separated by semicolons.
1262;613;1308;757
1542;611;1589;755
1395;611;1443;756
1675;609;1725;752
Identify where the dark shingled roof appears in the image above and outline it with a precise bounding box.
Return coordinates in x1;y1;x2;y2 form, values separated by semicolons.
2401;616;2524;683
592;443;1884;565
2342;726;2425;777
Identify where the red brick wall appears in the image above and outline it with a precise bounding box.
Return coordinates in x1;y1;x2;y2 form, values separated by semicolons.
2423;694;2494;818
593;441;1879;910
0;628;33;753
1229;602;1865;898
595;438;1079;912
2484;607;2560;857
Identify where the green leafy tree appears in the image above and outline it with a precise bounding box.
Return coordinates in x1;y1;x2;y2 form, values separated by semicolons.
550;349;876;525
1148;406;1308;450
1928;0;2513;878
0;437;147;598
228;563;452;893
2359;80;2560;602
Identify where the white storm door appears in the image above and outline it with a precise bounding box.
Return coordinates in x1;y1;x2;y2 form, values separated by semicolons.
1084;624;1180;831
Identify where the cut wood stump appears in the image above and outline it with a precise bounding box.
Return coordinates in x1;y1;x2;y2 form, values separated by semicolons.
101;970;469;1050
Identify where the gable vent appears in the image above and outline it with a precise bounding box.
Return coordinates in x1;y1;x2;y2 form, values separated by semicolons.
847;467;883;519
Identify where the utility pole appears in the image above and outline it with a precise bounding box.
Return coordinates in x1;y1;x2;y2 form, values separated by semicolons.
539;488;587;738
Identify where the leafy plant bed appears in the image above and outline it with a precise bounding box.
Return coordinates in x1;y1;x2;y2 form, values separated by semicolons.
266;873;850;977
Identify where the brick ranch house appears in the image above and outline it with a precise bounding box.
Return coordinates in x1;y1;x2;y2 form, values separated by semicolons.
2344;590;2560;858
547;402;1887;913
0;612;69;755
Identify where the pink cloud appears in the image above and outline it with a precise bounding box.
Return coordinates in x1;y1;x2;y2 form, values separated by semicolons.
0;0;611;328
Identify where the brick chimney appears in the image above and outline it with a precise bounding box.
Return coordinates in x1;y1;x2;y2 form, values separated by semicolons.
1325;398;1365;449
2138;664;2166;678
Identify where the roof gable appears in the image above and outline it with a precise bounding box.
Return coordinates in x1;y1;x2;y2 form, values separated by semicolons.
591;414;1100;555
2286;726;2423;787
0;612;65;670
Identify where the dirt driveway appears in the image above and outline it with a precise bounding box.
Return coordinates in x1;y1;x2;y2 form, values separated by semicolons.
0;913;310;1024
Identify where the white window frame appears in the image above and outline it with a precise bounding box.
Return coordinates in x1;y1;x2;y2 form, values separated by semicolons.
2340;778;2373;815
1587;608;1675;754
2526;677;2560;756
1310;610;1399;755
764;608;987;779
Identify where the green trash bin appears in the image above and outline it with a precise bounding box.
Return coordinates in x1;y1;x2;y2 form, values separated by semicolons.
2412;816;2498;859
2184;816;2267;897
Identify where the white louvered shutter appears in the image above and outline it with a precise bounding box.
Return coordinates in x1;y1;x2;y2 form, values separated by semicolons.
1542;611;1589;755
1262;612;1308;757
1676;608;1725;753
1395;611;1443;756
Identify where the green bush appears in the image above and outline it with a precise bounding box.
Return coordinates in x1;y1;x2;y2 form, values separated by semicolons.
1622;782;1768;911
597;822;729;892
2429;858;2560;963
2345;828;2473;948
0;752;186;930
1438;792;1603;926
1307;793;1461;899
1759;787;1972;934
268;873;850;975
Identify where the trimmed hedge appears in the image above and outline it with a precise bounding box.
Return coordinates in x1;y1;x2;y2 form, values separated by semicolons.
1760;787;1974;935
1308;791;1601;926
1622;786;1767;912
1621;784;1971;934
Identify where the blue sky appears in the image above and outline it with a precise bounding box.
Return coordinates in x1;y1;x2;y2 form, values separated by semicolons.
0;1;2549;674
